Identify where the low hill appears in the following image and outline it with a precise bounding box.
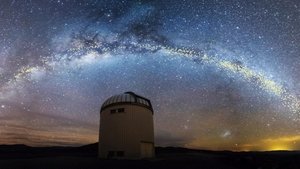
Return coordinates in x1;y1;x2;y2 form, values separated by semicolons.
0;143;299;169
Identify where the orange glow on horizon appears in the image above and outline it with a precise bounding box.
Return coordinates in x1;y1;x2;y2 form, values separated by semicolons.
266;144;293;151
184;135;300;151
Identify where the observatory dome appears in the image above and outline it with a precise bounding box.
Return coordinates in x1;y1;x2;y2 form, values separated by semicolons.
99;91;155;159
101;91;153;112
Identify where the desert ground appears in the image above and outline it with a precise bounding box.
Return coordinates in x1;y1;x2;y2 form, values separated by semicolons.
0;144;299;169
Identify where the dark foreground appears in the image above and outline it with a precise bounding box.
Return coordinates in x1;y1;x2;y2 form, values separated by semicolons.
0;144;299;169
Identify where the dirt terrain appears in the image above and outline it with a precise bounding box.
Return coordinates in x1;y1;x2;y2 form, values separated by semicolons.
0;144;299;169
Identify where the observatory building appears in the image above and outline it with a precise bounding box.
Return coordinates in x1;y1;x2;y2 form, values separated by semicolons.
99;92;155;159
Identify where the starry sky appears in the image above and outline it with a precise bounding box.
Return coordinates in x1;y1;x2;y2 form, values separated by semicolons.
0;0;299;151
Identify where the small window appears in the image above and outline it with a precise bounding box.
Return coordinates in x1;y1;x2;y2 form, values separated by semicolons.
107;151;115;158
110;108;125;114
116;151;124;157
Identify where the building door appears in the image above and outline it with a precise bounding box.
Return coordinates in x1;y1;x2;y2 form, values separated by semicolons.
140;142;154;158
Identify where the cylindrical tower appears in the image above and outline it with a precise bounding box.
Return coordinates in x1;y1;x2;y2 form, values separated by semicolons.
99;91;154;159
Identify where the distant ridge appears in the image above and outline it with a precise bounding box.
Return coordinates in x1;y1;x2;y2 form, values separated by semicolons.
0;143;300;169
156;146;300;154
0;143;299;159
0;143;98;158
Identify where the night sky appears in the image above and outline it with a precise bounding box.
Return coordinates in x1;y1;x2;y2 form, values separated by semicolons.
0;0;299;151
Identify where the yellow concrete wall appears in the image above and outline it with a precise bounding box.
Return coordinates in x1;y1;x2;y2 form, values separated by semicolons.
99;104;154;159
